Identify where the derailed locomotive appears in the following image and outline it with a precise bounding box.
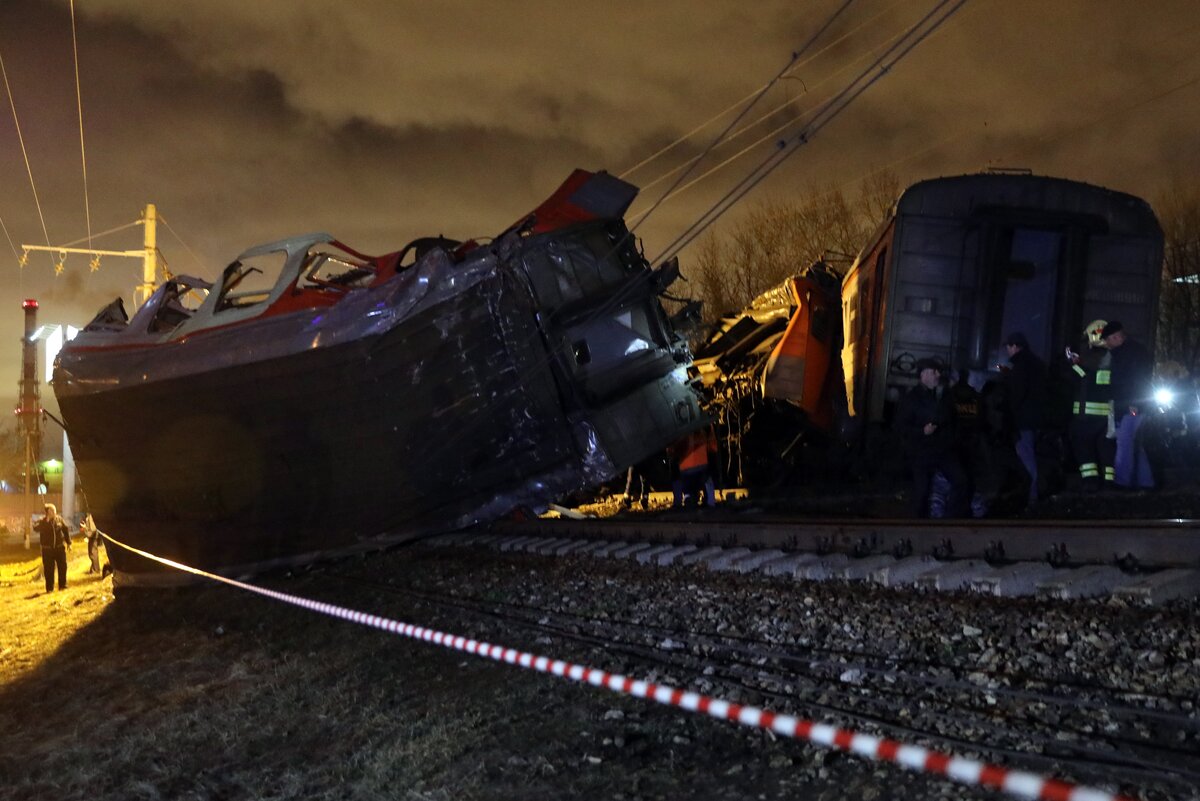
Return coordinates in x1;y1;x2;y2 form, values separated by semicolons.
696;172;1164;487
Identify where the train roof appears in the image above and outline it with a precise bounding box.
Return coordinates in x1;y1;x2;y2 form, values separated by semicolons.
843;172;1162;285
895;172;1161;236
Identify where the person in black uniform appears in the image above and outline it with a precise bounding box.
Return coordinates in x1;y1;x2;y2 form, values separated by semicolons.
1001;332;1048;508
896;358;966;517
1067;320;1116;491
34;503;72;593
1103;321;1155;489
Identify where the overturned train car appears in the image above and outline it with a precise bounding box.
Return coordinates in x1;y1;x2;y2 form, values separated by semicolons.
54;170;704;584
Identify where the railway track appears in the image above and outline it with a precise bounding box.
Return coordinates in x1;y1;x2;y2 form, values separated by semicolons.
357;578;1199;795
309;538;1199;801
453;515;1200;603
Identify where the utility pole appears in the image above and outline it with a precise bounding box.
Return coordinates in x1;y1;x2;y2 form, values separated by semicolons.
22;203;161;312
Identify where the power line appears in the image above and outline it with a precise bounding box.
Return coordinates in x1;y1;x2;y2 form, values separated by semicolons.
652;0;969;268
160;215;211;274
618;0;907;183
0;44;54;269
70;0;93;250
628;0;858;239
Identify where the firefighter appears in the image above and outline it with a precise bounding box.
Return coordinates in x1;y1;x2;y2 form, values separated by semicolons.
1102;320;1155;489
1066;319;1115;491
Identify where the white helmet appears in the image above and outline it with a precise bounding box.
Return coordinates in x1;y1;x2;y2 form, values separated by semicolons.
1084;319;1107;348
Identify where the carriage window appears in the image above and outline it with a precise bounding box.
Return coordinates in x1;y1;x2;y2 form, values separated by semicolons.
995;227;1062;361
216;252;284;312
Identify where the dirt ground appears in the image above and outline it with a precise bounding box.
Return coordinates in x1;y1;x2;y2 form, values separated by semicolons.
0;540;1008;801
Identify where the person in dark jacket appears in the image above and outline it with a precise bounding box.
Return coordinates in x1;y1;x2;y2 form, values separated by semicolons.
34;503;72;593
1102;321;1155;489
895;358;966;517
1002;332;1048;507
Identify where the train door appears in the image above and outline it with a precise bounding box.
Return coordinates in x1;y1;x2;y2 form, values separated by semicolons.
989;227;1063;368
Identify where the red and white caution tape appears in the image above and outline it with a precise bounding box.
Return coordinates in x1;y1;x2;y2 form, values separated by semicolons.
105;535;1136;801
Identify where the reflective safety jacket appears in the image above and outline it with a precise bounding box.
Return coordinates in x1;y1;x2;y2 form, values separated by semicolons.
1069;347;1112;417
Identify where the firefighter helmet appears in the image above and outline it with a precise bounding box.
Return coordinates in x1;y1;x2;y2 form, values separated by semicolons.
1084;319;1107;348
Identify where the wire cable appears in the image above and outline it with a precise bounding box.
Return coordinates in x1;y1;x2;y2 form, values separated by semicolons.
652;0;969;268
160;215;211;274
70;0;93;250
0;44;54;268
59;220;141;248
618;0;908;183
628;0;857;238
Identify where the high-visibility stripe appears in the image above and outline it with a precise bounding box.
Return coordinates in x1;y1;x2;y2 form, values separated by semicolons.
1079;463;1098;478
1072;401;1110;415
1072;365;1085;377
1104;466;1115;481
1096;370;1111;385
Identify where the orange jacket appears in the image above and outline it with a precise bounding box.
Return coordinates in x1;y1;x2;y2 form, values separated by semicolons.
677;427;717;471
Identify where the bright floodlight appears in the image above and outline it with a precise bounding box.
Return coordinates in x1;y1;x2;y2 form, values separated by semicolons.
1154;387;1175;407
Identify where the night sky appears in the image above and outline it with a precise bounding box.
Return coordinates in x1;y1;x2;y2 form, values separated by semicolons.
2;0;1199;394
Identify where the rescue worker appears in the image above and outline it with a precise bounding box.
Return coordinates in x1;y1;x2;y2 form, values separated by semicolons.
1066;319;1115;491
1102;320;1155;489
896;357;966;518
34;503;71;593
671;425;718;508
1001;332;1048;507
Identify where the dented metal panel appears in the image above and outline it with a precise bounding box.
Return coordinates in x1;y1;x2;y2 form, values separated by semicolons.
53;170;703;582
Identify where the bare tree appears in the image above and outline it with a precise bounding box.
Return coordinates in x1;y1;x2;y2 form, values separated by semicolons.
1156;181;1200;376
686;170;900;319
0;420;24;490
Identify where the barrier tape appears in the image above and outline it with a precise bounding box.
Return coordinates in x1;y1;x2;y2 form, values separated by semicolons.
103;534;1135;801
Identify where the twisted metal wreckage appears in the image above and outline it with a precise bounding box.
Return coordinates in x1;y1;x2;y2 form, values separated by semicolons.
53;170;705;586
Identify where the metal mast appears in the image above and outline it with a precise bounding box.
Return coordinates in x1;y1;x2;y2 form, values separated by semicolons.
22;203;161;311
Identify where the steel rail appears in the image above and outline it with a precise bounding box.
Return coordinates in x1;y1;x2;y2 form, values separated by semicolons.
489;516;1200;568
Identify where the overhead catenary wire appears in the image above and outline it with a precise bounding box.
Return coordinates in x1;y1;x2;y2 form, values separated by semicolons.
628;0;857;238
160;216;211;275
652;0;969;268
618;0;904;183
69;0;92;250
630;12;917;208
0;44;54;269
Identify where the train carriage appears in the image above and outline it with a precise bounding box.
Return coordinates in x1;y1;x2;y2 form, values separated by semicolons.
841;172;1163;428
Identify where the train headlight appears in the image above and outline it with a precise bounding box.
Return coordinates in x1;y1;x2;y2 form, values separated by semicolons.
1154;387;1176;408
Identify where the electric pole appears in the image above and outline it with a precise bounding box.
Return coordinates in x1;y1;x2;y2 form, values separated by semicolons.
22;203;161;312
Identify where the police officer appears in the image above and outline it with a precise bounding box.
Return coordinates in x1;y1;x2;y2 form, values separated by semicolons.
34;503;72;593
896;357;966;517
1102;321;1155;489
1067;320;1116;491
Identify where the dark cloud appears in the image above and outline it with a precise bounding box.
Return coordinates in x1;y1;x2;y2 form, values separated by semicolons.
1;0;1199;390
